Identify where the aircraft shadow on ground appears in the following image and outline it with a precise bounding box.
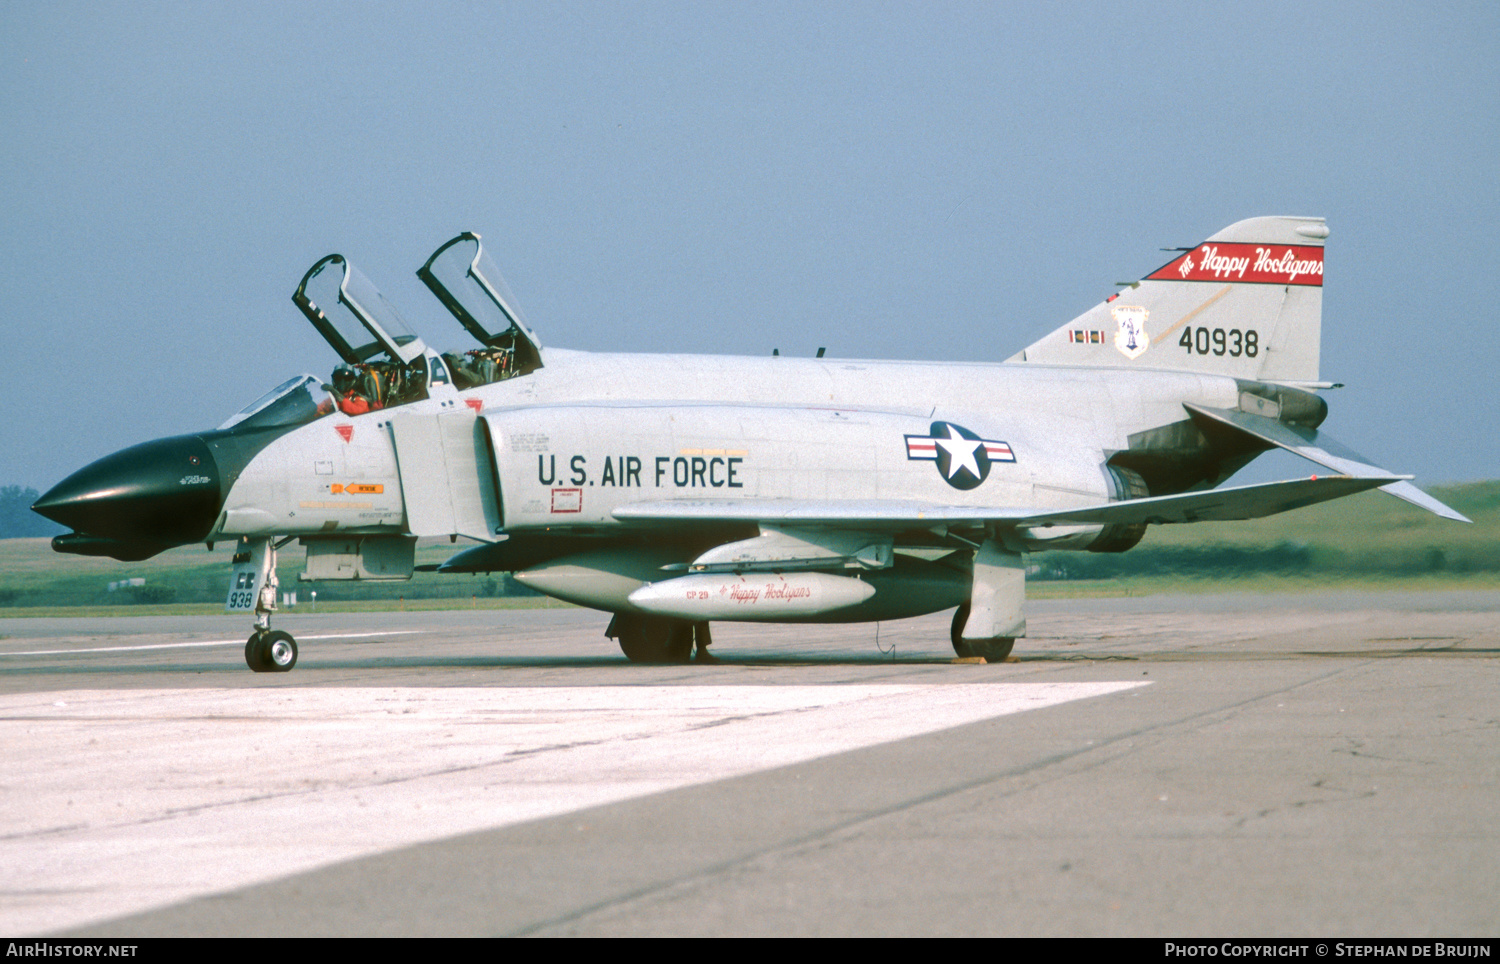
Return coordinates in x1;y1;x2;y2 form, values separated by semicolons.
4;638;1495;682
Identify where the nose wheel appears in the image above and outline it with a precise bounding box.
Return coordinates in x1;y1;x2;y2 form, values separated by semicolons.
245;630;298;672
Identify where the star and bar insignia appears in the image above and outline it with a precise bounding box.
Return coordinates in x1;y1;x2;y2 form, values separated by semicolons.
904;421;1014;490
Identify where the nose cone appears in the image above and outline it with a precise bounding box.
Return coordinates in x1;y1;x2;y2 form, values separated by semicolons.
33;435;224;550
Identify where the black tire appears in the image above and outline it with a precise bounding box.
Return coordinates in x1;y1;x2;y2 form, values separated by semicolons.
615;614;695;663
245;633;270;672
246;630;297;672
950;604;1015;661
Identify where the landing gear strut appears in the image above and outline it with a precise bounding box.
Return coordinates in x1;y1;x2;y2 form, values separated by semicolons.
949;540;1025;662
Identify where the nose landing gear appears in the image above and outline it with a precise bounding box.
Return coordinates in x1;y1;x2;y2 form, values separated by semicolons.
231;536;302;673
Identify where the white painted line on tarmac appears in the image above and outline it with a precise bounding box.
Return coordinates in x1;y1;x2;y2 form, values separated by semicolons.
0;631;422;657
0;681;1146;934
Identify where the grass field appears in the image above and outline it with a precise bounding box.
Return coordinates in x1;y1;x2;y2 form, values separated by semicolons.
0;537;546;613
1030;479;1500;583
1130;480;1499;558
1;480;1494;615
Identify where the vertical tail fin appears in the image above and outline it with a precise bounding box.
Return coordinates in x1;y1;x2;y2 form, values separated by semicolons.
1009;216;1328;384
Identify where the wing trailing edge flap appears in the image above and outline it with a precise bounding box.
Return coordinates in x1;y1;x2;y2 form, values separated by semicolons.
612;473;1403;531
1183;404;1470;523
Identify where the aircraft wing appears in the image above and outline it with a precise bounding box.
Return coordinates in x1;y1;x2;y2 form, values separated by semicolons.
1183;404;1471;523
612;474;1403;530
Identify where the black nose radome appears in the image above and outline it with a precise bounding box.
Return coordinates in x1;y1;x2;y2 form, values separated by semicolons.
33;435;224;555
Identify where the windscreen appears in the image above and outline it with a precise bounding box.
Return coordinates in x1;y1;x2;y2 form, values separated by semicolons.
217;374;331;431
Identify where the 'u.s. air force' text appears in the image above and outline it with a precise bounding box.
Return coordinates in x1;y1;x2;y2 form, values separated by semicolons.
537;454;744;488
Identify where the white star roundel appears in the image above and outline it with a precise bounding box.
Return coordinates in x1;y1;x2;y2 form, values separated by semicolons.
904;422;1015;490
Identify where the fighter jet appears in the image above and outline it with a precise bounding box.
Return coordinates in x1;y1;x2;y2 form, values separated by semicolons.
32;217;1468;672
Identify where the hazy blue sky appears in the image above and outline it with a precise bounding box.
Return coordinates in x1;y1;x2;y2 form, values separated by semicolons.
3;1;1496;492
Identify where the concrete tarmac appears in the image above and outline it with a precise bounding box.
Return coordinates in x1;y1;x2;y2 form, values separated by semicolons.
1;591;1497;937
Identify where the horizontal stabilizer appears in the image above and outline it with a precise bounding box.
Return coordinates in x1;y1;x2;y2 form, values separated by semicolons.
1185;404;1471;523
1019;474;1401;526
613;474;1403;530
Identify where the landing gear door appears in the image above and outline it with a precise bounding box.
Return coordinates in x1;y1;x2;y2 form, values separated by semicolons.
417;232;543;374
226;538;270;613
294;254;428;366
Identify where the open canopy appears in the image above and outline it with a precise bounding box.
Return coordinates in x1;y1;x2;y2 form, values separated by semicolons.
417;231;542;375
294;254;428;366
